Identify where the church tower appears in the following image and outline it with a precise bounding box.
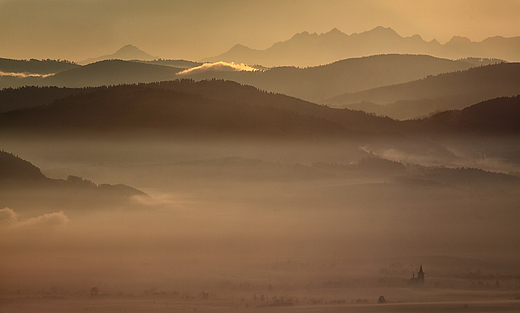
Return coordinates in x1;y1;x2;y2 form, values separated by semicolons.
417;265;425;285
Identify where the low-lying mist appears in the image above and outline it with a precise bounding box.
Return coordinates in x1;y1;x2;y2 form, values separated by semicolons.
1;136;519;299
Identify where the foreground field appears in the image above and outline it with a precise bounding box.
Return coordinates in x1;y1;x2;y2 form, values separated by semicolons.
2;296;520;313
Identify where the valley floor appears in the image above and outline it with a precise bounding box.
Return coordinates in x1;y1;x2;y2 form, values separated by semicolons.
2;295;520;313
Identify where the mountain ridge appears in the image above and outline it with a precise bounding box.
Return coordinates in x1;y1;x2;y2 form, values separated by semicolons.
203;26;520;67
324;62;520;119
41;59;184;88
181;54;477;102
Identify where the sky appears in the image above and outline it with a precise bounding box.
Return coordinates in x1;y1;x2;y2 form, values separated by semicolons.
1;0;520;62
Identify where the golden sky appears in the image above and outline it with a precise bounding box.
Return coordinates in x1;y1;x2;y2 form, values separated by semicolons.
1;0;519;61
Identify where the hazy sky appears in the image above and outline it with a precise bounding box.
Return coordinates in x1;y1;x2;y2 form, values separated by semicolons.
1;0;520;62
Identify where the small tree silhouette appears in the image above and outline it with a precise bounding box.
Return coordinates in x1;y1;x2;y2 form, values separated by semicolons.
90;287;99;297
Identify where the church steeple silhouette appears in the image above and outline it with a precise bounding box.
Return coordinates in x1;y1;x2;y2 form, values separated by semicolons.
417;264;425;285
409;265;425;286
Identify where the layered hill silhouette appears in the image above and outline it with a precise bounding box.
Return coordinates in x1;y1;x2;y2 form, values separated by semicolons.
203;26;520;67
40;60;184;88
325;63;520;120
183;54;477;102
79;44;158;65
0;58;80;89
0;59;203;90
1;79;518;138
0;54;497;105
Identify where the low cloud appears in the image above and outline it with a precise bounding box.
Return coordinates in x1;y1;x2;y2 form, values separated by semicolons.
177;62;258;75
0;207;18;226
0;71;55;78
21;211;69;227
0;208;69;228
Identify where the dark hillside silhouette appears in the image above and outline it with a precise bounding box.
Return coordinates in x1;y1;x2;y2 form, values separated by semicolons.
408;96;520;135
326;63;520;119
0;150;145;197
0;86;92;113
0;80;402;137
0;57;79;74
0;150;47;183
145;79;399;134
0;84;359;138
1;80;518;139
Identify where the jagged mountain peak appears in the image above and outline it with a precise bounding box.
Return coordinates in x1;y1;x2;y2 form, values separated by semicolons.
203;26;520;67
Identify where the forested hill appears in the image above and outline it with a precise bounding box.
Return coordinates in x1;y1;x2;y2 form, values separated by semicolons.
406;96;520;135
0;80;518;139
182;54;477;102
0;150;47;182
0;58;79;74
0;80;397;138
0;150;146;197
324;62;520;119
0;86;92;113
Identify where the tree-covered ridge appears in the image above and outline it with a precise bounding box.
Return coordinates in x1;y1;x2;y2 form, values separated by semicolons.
0;79;518;138
0;150;46;181
326;62;520;119
0;58;79;75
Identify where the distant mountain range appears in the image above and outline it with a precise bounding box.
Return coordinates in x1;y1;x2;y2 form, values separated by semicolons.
0;80;518;138
203;26;520;67
79;44;158;65
324;63;520;119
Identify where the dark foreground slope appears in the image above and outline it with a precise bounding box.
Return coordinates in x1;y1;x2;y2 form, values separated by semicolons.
1;80;519;139
0;86;93;113
406;96;520;135
325;62;520;119
0;150;47;183
0;80;398;138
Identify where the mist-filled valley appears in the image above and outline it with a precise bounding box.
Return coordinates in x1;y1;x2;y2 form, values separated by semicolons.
2;3;520;311
2;134;520;310
2;81;520;313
